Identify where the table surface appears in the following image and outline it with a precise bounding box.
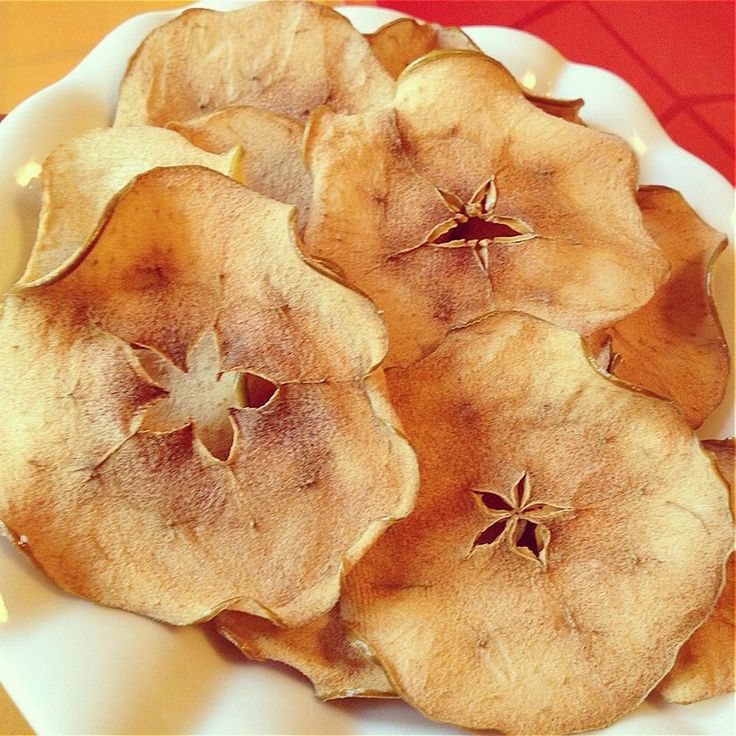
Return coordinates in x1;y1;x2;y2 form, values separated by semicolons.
0;1;733;733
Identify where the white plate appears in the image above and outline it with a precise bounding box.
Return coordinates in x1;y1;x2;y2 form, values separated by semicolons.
0;3;733;734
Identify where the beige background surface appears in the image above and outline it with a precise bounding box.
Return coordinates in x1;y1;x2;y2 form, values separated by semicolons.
0;1;188;113
0;687;31;736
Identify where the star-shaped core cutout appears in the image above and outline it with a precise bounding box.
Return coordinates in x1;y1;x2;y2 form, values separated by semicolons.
397;177;536;273
470;471;570;568
134;329;277;461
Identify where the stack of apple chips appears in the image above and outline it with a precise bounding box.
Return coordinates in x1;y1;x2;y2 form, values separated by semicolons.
0;3;732;732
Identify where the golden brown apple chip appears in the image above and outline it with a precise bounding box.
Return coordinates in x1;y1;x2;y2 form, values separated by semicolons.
526;92;585;124
340;312;732;733
586;186;729;428
366;17;478;78
367;18;584;124
17;126;241;288
656;438;734;704
303;51;667;366
168;106;311;233
0;166;418;627
114;2;393;128
217;607;395;700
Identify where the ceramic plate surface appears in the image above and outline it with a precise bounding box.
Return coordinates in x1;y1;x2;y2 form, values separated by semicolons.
0;2;733;734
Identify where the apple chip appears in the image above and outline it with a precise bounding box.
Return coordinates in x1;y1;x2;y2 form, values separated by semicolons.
168;106;311;233
340;312;732;733
367;19;584;124
217;607;395;700
114;2;393;127
366;17;479;78
17;126;241;288
656;438;734;704
0;166;418;627
526;92;585;124
303;51;667;366
587;186;729;427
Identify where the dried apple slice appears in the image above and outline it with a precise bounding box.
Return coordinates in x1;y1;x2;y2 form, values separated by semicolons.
17;126;241;288
656;438;734;704
303;51;667;366
526;92;585;124
367;18;584;124
340;312;732;733
0;166;418;627
586;186;729;428
217;607;395;700
114;2;393;127
168;106;311;233
366;17;479;78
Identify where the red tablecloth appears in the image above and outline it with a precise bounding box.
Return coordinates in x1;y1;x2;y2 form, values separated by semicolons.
377;1;735;184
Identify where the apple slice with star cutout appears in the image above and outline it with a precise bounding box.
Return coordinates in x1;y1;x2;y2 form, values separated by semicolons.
0;166;418;627
340;311;731;733
303;51;668;366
